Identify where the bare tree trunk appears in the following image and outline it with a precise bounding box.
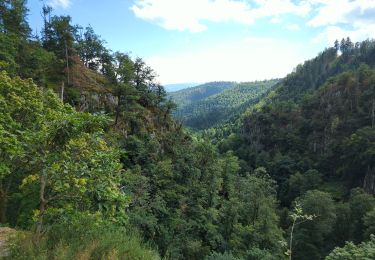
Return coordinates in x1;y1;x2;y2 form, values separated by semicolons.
115;103;120;125
114;95;122;125
372;98;374;128
65;40;70;85
35;173;47;241
0;190;7;224
0;181;5;223
289;219;296;260
0;177;13;224
364;166;375;195
61;81;64;102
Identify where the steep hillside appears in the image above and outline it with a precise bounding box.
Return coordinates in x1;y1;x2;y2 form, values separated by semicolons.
164;82;199;92
175;80;278;129
3;1;375;259
217;39;375;260
0;3;284;259
168;81;235;108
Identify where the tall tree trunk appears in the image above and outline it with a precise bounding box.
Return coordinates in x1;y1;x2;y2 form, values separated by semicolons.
0;190;7;224
289;219;296;260
0;177;13;224
372;98;374;128
114;94;122;125
35;173;47;241
364;166;375;195
65;39;70;85
115;101;120;125
60;81;64;102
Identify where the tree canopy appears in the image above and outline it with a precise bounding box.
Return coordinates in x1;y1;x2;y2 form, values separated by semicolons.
2;2;375;259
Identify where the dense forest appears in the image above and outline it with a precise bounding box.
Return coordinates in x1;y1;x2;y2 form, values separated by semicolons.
170;80;278;129
168;81;236;107
164;82;199;92
1;1;375;259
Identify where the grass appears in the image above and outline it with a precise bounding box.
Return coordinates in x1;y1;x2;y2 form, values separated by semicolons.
8;217;159;260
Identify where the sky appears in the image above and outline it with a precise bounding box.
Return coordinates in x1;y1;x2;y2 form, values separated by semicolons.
27;0;375;85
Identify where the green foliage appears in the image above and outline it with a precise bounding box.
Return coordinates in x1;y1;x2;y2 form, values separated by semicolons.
3;2;375;259
287;202;316;260
9;214;159;260
75;25;106;71
172;80;278;130
169;81;236;107
0;71;63;223
0;0;30;38
341;127;375;190
222;43;375;189
325;235;375;260
124;139;225;258
284;170;322;204
122;136;284;259
225;168;283;259
364;208;375;238
292;190;336;259
209;42;375;258
0;2;56;84
348;188;375;242
205;251;242;260
0;32;18;74
0;72;128;231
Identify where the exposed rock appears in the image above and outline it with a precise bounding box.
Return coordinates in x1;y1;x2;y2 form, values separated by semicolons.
0;227;16;258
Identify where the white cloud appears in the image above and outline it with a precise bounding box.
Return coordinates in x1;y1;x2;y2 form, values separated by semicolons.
146;37;312;84
313;24;375;44
131;0;311;32
251;0;310;20
285;23;300;30
131;0;253;32
130;0;375;83
308;0;375;44
48;0;71;9
308;0;375;27
270;16;282;24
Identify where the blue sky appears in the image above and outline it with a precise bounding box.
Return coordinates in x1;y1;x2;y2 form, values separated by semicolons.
27;0;375;85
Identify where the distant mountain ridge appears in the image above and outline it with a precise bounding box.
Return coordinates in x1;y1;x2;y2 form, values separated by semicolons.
168;81;236;108
164;82;199;92
170;80;278;129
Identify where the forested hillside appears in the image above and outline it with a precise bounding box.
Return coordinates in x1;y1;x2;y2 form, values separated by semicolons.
164;82;199;92
169;81;235;107
1;1;375;260
172;80;278;129
217;38;375;259
0;2;283;259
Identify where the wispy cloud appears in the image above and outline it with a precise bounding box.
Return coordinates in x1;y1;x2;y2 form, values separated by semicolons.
307;0;375;27
308;0;375;43
48;0;71;9
312;24;375;44
130;0;375;82
131;0;310;32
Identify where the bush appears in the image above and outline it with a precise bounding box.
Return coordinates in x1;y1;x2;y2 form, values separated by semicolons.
325;235;375;260
205;251;242;260
8;215;159;260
